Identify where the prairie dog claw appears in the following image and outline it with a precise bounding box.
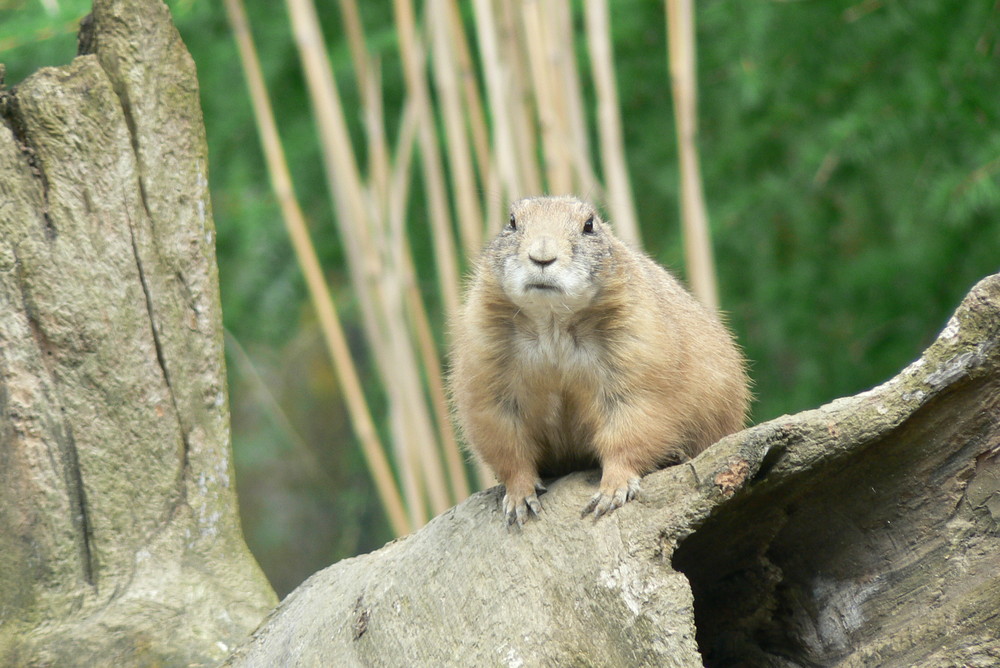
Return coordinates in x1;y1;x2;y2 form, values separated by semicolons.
582;477;641;519
502;481;546;526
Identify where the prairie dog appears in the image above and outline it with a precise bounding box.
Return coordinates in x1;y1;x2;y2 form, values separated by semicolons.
450;196;749;524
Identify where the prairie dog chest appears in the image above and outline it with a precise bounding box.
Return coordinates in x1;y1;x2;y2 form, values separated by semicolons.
509;314;603;406
514;312;596;369
504;315;607;460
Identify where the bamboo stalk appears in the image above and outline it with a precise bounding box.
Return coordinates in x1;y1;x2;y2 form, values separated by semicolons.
358;78;447;521
287;0;430;521
471;0;523;199
338;0;390;206
393;0;462;322
382;145;453;516
521;0;572;194
585;0;641;245
379;100;427;526
364;59;392;218
391;398;427;528
402;246;471;501
547;0;602;199
344;2;452;518
501;0;543;196
384;96;471;501
284;0;386;361
381;266;451;516
444;0;492;202
392;0;468;515
429;0;484;258
666;0;718;309
384;98;470;502
337;0;370;88
285;0;432;522
224;0;410;537
364;99;446;521
481;160;505;244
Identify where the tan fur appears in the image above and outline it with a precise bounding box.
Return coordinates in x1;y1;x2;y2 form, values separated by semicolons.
449;196;750;524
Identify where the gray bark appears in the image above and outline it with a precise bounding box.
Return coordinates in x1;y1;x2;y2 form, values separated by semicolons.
0;1;276;665
227;273;1000;667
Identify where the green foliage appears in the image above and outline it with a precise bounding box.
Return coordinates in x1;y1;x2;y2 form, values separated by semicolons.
612;0;1000;419
698;0;1000;418
4;0;998;595
0;1;86;85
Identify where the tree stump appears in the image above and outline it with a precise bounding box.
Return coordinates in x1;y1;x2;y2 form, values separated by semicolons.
0;1;275;665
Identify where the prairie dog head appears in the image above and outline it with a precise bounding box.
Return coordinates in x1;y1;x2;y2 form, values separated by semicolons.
485;196;613;315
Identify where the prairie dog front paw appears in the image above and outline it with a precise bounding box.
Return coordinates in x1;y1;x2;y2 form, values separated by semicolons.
582;476;641;519
502;479;546;526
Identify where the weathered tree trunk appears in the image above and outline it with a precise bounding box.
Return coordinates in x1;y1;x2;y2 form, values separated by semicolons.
226;273;1000;668
0;1;276;665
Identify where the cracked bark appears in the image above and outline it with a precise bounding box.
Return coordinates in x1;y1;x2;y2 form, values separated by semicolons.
10;242;96;587
125;202;192;478
0;0;275;665
227;275;1000;667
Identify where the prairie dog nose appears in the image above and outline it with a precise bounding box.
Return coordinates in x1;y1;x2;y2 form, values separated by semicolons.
527;237;558;267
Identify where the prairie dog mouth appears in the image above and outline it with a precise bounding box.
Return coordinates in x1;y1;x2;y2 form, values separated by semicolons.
526;283;561;292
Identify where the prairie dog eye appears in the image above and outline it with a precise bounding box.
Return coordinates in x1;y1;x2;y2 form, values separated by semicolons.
582;216;595;234
509;214;517;230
